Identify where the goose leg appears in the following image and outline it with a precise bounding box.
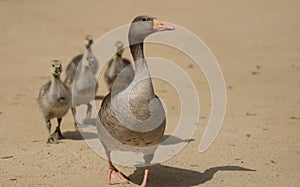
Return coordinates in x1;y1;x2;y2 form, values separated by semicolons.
46;120;57;144
71;107;79;128
140;154;153;187
140;167;150;187
105;150;129;185
52;118;65;139
86;103;92;119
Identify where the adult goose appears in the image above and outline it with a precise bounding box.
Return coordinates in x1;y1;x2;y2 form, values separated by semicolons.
97;15;174;187
104;41;134;92
38;60;71;143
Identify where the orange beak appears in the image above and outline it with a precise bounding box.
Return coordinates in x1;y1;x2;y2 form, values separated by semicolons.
153;19;175;31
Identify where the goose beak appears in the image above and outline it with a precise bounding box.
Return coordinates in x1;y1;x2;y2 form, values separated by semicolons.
153;19;175;31
55;67;62;74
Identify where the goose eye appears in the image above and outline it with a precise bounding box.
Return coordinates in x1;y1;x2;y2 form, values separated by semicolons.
142;18;147;22
52;64;55;67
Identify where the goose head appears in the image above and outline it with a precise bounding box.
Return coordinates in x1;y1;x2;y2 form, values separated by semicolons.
50;60;62;76
128;15;175;45
85;35;94;49
115;41;124;56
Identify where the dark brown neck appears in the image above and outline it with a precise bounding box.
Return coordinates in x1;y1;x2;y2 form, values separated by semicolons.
129;42;144;62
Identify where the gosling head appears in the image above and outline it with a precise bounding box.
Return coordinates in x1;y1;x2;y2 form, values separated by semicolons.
114;41;124;56
85;35;94;49
50;60;62;76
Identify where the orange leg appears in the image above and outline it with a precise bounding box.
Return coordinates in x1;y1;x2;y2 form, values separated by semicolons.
140;166;150;187
140;154;153;187
105;150;129;185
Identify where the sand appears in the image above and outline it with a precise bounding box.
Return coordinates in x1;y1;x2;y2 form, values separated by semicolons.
0;0;299;186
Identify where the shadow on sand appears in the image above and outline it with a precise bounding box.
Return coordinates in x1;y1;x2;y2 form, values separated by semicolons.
62;130;98;140
128;164;256;187
63;129;194;145
161;135;195;145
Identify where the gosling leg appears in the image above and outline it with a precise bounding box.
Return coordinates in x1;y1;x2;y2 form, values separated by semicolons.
52;118;65;139
46;120;57;144
86;103;92;119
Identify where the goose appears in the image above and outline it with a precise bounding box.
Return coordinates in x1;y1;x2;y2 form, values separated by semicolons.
104;41;134;92
97;15;174;187
38;60;71;144
64;35;98;86
72;54;98;127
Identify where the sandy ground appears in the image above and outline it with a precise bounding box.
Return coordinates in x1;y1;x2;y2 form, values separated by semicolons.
0;0;299;186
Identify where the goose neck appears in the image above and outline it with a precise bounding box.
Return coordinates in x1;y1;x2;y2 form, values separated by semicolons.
49;74;61;93
51;74;60;81
130;42;144;62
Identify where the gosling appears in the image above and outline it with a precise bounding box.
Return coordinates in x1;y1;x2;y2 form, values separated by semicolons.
71;56;98;127
104;41;134;92
64;35;98;86
38;60;71;144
